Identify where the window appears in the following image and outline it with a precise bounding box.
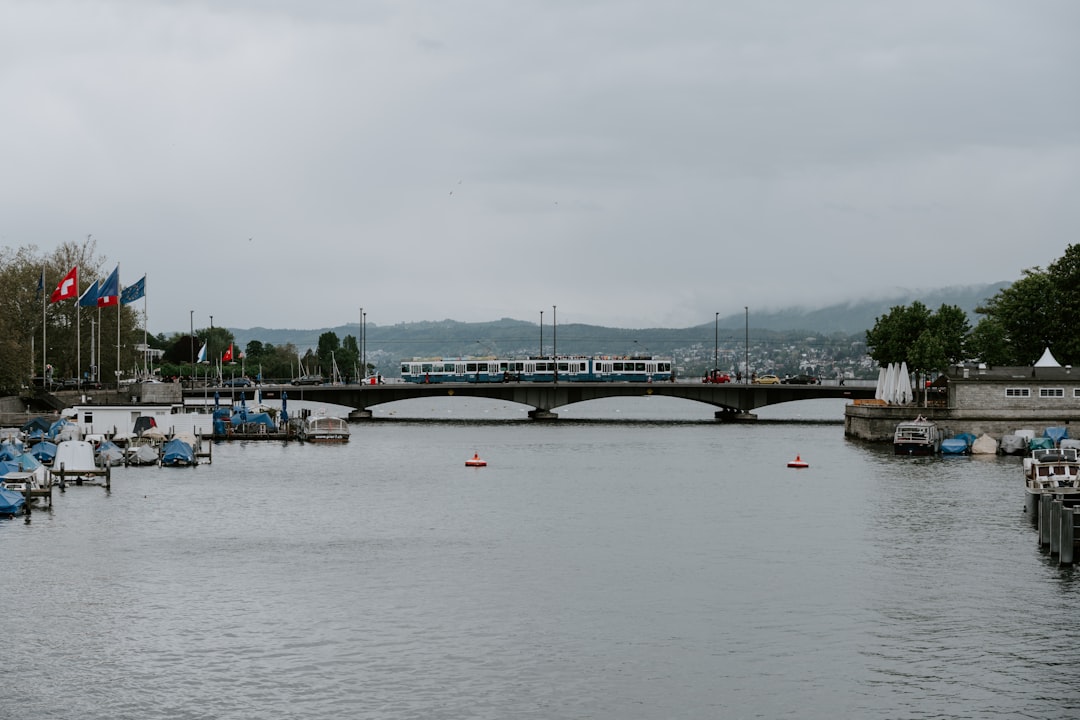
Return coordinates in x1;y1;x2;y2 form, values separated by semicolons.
1005;388;1030;398
1039;387;1065;398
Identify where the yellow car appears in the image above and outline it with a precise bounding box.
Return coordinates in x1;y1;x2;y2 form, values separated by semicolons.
752;374;781;384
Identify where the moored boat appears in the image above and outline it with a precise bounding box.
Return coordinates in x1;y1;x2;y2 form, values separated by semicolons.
53;440;99;480
893;416;941;456
161;437;197;466
299;413;350;442
1023;446;1080;518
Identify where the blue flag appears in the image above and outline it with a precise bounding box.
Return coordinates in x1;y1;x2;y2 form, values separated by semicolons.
121;275;146;305
98;266;120;307
78;280;100;307
36;269;44;298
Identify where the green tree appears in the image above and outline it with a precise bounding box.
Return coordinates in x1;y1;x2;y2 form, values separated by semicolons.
975;268;1057;365
927;304;970;365
865;301;932;366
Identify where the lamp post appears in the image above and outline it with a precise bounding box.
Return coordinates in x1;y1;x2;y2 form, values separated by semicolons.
189;310;194;387
714;311;719;378
552;305;557;383
539;310;543;358
744;306;749;382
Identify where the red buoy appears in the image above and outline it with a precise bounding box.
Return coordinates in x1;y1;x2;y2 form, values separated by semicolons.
787;455;809;469
465;453;487;467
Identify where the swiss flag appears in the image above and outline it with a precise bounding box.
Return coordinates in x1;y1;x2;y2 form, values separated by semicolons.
223;344;234;363
50;266;78;303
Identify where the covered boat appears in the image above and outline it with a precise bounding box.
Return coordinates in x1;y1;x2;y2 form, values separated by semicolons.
0;487;25;515
893;416;941;456
127;443;160;466
970;433;999;455
940;437;971;455
53;440;98;480
998;434;1028;456
95;440;125;467
161;438;196;466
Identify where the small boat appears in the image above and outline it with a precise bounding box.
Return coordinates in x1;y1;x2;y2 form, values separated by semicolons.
30;440;57;465
787;455;809;468
998;434;1028;456
299;413;350;443
1023;446;1080;518
161;438;197;467
970;433;999;455
893;416;941;456
0;487;25;516
465;453;487;467
940;437;971;455
53;440;99;480
126;443;161;466
95;440;125;467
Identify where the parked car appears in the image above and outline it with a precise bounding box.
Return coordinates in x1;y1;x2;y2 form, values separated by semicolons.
781;374;819;385
752;374;781;384
221;377;253;387
291;375;325;386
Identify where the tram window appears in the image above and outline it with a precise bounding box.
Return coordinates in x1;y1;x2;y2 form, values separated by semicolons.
635;362;645;371
466;363;477;372
558;362;569;371
443;363;455;372
401;364;409;374
422;364;433;373
613;362;624;371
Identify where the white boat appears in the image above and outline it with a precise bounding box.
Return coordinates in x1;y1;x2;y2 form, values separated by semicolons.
1023;446;1080;518
299;413;350;443
53;440;99;481
126;443;161;466
893;416;941;456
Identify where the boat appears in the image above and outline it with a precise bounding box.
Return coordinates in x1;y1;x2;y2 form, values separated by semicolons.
998;434;1028;456
893;416;941;456
299;413;350;442
126;443;161;466
1023;446;1080;518
940;437;971;455
161;437;197;466
0;486;25;516
95;440;125;467
53;440;99;480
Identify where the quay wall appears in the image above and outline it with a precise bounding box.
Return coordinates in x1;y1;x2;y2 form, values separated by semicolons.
845;403;1079;443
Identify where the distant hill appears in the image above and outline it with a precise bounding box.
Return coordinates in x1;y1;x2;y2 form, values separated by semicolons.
231;282;1008;356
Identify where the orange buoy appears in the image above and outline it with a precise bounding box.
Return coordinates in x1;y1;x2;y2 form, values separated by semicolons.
465;453;487;467
787;455;809;469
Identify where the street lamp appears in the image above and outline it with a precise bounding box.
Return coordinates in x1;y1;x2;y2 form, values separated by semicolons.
539;310;543;358
714;311;719;378
552;305;557;383
189;310;194;387
744;306;749;382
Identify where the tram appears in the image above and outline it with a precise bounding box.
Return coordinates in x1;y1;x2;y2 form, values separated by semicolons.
400;356;674;383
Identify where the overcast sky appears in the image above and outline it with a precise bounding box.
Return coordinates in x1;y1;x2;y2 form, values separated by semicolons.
3;0;1077;334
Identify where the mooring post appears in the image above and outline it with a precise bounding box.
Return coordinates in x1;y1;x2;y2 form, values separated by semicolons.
1040;495;1053;548
105;464;111;490
1060;506;1075;566
1051;500;1062;555
23;483;31;516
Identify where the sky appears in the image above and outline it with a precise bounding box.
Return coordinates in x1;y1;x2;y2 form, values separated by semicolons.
2;0;1078;335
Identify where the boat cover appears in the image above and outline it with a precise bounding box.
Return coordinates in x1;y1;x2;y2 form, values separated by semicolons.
940;438;970;455
21;417;51;434
1044;427;1069;444
229;412;275;430
1029;437;1055;451
96;441;125;466
129;444;160;465
999;435;1028;455
0;487;25;515
970;434;998;455
161;438;195;465
0;442;22;461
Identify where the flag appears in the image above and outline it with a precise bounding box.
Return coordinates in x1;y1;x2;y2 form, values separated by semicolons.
121;275;145;305
50;266;78;303
36;269;44;298
97;266;119;307
78;280;100;307
197;342;207;363
223;344;234;363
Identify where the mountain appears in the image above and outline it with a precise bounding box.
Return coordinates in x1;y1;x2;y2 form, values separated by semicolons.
230;282;1008;356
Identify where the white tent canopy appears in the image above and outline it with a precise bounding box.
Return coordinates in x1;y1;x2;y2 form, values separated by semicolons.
1035;347;1061;367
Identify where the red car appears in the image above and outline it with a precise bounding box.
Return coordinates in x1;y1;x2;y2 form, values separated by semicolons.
703;370;731;383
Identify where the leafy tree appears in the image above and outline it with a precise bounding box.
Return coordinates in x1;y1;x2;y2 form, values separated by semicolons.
927;304;970;365
865;301;932;366
974;268;1057;365
966;317;1011;366
316;332;340;377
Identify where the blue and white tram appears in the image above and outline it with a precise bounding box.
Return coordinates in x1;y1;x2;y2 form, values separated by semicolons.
399;356;674;383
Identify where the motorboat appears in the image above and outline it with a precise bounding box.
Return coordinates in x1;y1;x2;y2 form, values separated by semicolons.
1023;446;1080;518
161;437;197;467
53;440;99;481
299;413;350;442
893;416;941;456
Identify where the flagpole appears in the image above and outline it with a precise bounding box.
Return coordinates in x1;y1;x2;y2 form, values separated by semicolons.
143;273;149;377
115;264;121;384
41;267;46;385
76;271;81;389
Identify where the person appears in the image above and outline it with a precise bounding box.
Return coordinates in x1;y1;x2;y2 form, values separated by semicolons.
736;371;742;383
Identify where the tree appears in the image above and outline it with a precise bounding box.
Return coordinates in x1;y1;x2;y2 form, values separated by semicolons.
927;304;970;365
865;301;932;366
974;268;1057;365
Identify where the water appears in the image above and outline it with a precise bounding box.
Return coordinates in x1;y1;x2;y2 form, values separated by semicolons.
3;398;1080;719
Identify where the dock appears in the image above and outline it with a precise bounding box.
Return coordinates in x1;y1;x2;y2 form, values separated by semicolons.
1035;495;1080;566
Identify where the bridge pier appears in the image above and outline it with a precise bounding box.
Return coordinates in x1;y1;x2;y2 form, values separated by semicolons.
348;408;373;420
528;409;559;421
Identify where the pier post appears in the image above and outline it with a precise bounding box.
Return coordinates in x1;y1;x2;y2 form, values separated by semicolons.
1051;500;1062;555
1060;507;1075;566
1040;495;1053;548
105;464;111;490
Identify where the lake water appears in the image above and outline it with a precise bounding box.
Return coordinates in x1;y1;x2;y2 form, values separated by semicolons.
3;397;1079;719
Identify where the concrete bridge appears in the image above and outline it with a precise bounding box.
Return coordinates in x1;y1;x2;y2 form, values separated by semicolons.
191;381;874;421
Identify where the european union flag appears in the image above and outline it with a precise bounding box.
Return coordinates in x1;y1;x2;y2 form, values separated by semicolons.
121;275;146;305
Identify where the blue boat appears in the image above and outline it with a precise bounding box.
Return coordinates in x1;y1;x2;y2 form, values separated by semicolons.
31;441;57;465
160;438;196;467
0;487;25;515
940;438;971;455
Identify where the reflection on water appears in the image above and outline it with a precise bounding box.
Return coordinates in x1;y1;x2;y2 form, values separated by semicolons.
4;398;1080;719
